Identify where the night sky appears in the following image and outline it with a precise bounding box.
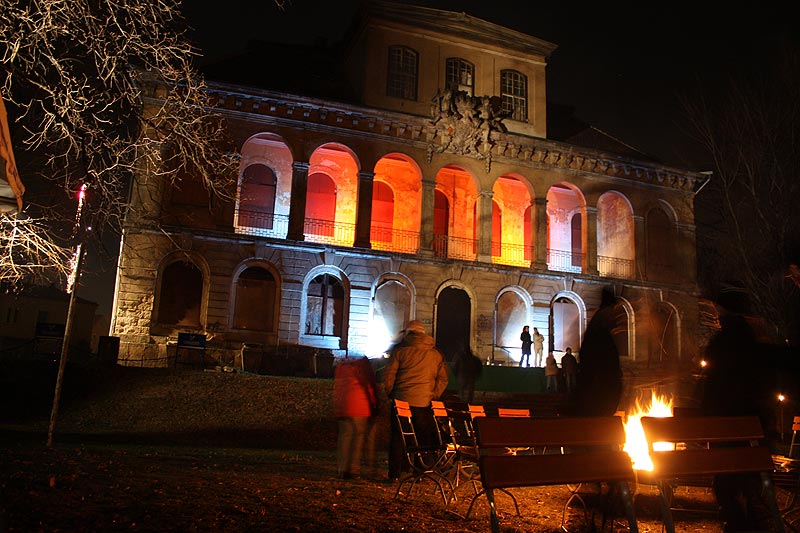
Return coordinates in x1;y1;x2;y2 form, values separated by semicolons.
182;0;795;170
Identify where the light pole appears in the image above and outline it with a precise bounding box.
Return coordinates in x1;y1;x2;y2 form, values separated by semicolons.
778;393;786;442
47;183;89;448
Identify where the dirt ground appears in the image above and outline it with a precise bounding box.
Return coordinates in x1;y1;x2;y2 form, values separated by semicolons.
0;361;791;532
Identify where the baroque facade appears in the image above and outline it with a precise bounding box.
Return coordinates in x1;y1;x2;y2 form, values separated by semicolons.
111;2;706;387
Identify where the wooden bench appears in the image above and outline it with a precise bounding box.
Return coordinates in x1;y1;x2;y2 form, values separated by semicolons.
473;416;639;533
640;415;785;533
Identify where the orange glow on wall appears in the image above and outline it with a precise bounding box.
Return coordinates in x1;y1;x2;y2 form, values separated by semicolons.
435;165;477;259
372;154;421;252
307;145;358;246
492;175;531;266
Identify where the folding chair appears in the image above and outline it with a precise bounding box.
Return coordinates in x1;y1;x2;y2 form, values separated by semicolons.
393;399;455;505
468;404;486;418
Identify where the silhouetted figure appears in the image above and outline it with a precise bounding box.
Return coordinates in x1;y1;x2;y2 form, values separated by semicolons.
560;347;578;394
384;320;448;481
545;351;559;392
452;343;482;403
572;288;623;416
519;326;532;367
701;298;778;531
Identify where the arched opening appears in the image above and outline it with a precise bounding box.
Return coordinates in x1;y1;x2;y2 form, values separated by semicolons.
370;278;412;356
305;274;345;337
552;296;580;355
495;291;528;365
156;261;203;327
305;173;337;237
547;184;584;273
232;266;277;331
435;287;471;362
372;153;421;253
597;192;635;278
238;163;277;230
435;165;478;260
492;175;532;266
370;181;394;245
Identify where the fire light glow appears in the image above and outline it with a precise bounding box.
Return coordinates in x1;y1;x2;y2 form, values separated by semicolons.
622;392;674;471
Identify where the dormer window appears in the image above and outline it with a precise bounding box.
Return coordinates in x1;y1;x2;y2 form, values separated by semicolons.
446;58;474;96
387;46;418;100
501;69;528;122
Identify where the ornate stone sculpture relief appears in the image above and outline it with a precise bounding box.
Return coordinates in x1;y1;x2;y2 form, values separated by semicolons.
427;89;508;173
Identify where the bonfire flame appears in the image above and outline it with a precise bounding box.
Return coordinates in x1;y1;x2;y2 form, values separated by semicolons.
623;392;674;471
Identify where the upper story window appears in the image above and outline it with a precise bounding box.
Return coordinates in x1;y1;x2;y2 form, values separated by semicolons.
446;58;474;96
500;70;528;122
387;46;418;101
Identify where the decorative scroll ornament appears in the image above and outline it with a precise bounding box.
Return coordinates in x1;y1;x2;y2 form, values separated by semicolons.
427;89;508;173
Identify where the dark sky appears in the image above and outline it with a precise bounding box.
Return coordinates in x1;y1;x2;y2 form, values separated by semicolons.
182;0;794;170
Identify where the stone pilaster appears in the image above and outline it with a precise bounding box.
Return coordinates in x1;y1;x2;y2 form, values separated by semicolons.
354;171;375;249
287;161;309;241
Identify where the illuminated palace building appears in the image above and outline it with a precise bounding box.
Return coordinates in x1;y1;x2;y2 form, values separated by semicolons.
111;2;706;379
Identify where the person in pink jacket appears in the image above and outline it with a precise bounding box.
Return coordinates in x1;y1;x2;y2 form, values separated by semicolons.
333;355;378;479
383;320;448;481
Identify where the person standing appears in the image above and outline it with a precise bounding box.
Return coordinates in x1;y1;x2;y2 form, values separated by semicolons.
453;342;482;403
560;347;578;394
532;327;545;367
545;351;559;393
383;320;449;481
333;355;378;480
519;325;532;367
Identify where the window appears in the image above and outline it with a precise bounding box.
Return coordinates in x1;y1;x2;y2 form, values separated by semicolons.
238;163;277;230
387;46;418;100
446;58;474;95
232;267;276;331
306;274;344;336
157;261;203;327
500;70;528;121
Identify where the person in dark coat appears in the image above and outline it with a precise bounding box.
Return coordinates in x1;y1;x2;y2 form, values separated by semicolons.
560;347;578;394
452;343;483;403
572;287;623;416
519;325;532;367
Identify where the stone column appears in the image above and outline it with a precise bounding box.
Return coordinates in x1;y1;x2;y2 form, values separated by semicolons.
419;178;436;255
354;171;374;249
287;161;309;242
476;190;494;262
633;215;646;281
584;206;599;275
534;197;548;269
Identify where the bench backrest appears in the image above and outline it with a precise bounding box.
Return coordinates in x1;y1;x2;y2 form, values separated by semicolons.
640;415;774;477
474;416;635;489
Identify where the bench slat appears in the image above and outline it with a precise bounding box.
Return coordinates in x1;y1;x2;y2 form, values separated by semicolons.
650;446;774;477
641;415;764;444
480;451;634;489
475;416;626;448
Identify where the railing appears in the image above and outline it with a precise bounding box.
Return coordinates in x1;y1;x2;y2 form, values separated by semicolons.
234;210;289;238
303;218;355;246
598;255;635;279
370;226;420;254
547;249;582;274
433;234;478;261
492;242;533;267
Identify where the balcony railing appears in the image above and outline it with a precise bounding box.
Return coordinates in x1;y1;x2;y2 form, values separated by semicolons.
598;255;635;279
370;226;420;254
234;210;289;239
492;242;533;267
547;248;582;274
433;234;478;261
304;218;355;246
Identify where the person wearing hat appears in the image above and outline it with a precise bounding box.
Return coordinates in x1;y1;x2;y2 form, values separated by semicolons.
383;319;449;481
